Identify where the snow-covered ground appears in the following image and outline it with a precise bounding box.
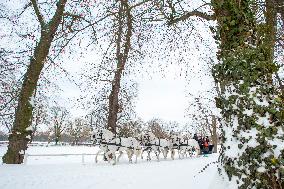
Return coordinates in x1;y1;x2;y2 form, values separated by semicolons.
0;144;225;189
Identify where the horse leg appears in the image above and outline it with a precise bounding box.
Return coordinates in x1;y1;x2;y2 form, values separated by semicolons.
127;149;134;163
163;148;167;159
95;149;103;163
189;148;193;157
160;149;164;160
155;149;160;162
104;150;111;163
135;151;138;163
171;149;175;160
134;149;141;163
112;153;117;165
117;151;123;163
187;149;190;157
178;149;181;159
181;149;185;159
197;148;201;157
147;149;151;161
141;148;146;160
185;149;189;158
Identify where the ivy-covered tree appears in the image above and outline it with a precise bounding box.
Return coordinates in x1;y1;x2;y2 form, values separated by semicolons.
211;1;283;188
161;0;284;187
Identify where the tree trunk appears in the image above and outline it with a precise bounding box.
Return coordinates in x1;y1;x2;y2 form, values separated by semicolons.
2;0;67;164
212;0;283;188
107;0;132;134
107;62;125;134
211;115;218;153
55;126;61;145
55;138;59;145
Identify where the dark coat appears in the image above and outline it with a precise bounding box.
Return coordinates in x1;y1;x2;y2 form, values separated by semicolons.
193;134;198;141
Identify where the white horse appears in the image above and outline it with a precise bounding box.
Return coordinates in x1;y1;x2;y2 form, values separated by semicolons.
169;132;200;159
184;138;200;157
179;137;200;158
108;136;142;164
169;132;183;159
91;128;141;165
139;131;172;161
91;128;117;164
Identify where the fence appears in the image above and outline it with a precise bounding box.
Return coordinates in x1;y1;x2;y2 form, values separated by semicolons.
1;152;125;165
0;153;105;165
23;153;101;165
23;151;123;165
0;141;93;147
0;142;103;165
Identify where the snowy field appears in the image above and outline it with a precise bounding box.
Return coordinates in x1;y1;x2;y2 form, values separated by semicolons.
0;144;225;189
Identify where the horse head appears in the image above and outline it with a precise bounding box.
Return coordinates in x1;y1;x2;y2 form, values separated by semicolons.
101;128;115;142
169;132;180;144
91;128;104;144
136;133;144;145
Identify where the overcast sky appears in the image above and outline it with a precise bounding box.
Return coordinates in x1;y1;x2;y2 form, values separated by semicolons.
135;69;188;124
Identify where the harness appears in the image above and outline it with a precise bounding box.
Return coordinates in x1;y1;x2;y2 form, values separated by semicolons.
180;138;189;146
171;136;181;150
143;138;166;148
156;139;161;147
101;137;136;150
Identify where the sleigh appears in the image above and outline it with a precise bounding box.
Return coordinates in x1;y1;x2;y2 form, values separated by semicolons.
200;144;214;154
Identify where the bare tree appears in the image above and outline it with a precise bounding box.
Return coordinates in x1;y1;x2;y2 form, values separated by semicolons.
147;118;170;139
79;0;157;136
106;0;133;134
50;106;70;145
67;117;90;145
2;0;69;163
1;0;108;163
30;90;49;142
186;96;219;153
118;118;143;138
0;48;20;133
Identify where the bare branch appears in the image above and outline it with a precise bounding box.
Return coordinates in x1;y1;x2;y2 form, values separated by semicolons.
168;10;215;25
129;0;152;10
30;0;45;28
49;0;68;34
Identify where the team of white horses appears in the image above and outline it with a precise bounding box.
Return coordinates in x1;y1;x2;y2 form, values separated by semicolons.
91;128;200;165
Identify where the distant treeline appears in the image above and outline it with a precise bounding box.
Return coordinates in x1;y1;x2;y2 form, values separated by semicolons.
0;132;90;144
